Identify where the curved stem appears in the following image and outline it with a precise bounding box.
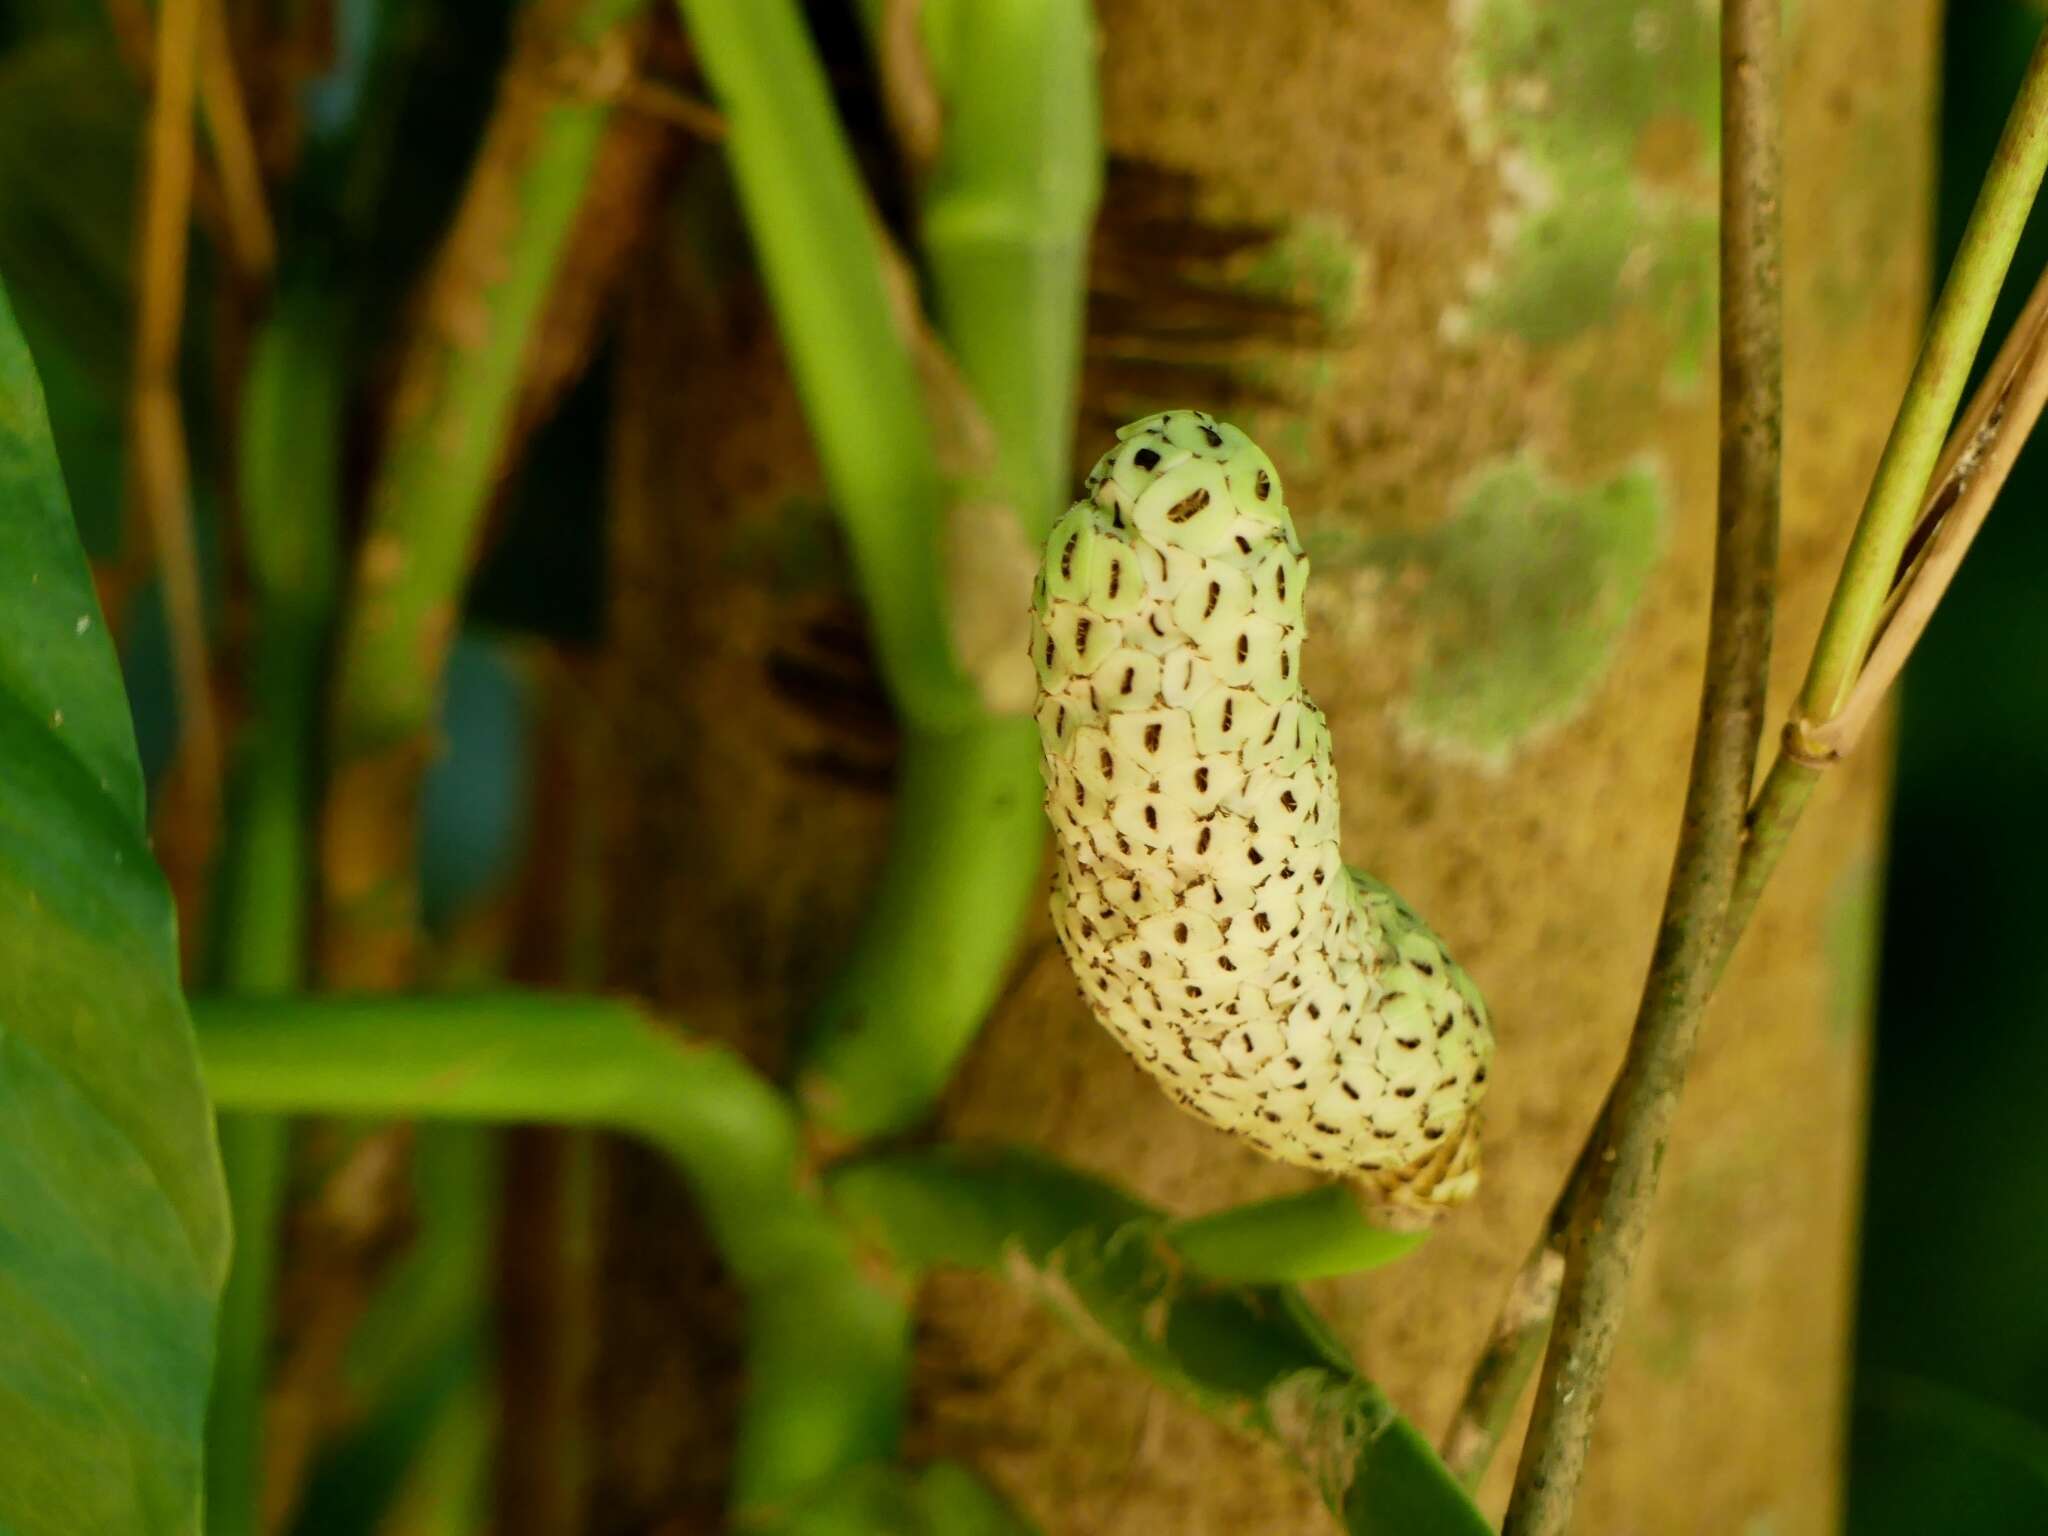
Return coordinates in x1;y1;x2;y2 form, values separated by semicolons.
193;992;909;1517
799;720;1045;1139
793;0;1103;1137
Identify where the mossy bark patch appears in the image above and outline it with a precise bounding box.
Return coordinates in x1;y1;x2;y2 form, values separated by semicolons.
1396;453;1665;767
1450;0;1720;378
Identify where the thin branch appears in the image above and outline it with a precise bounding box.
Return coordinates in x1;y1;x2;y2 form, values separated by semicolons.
1502;3;1783;1530
1447;41;2048;1493
1724;29;2048;956
1441;1239;1564;1490
1438;1129;1601;1489
195;0;276;282
132;0;221;858
1799;259;2048;762
321;0;644;988
1794;23;2048;727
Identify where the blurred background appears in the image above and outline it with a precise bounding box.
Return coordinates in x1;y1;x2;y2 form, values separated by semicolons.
1850;4;2048;1531
3;0;2046;1529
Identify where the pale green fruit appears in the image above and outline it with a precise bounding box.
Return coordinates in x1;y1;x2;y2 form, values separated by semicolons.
1036;410;1495;1216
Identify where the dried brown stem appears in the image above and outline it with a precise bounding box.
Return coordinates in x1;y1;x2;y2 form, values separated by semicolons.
1798;259;2048;761
132;0;222;860
196;0;276;282
1502;4;1782;1530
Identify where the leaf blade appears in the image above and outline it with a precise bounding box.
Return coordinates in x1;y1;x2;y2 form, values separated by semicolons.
0;276;228;1536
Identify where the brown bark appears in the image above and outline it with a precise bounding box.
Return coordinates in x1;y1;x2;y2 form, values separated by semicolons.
594;0;1935;1529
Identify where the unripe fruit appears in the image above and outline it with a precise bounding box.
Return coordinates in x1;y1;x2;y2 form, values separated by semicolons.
1033;411;1494;1216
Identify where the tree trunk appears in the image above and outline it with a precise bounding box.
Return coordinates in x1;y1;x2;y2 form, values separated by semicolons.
594;0;1934;1529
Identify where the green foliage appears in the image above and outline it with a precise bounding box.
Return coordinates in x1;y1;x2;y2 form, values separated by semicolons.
0;279;228;1534
768;1459;1042;1536
831;1147;1491;1536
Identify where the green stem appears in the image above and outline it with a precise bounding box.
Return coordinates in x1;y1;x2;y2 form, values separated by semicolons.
191;991;909;1517
324;0;645;981
1795;21;2048;724
203;282;344;1536
1162;1184;1428;1284
797;0;1103;1136
799;719;1045;1138
1721;749;1819;964
1726;21;2048;967
914;0;1102;546
670;0;979;732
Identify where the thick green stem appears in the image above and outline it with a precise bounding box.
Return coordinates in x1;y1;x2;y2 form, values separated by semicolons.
203;284;344;1536
914;0;1101;546
323;0;645;984
797;0;1102;1136
799;720;1045;1138
191;992;908;1516
670;0;979;732
1795;20;2048;725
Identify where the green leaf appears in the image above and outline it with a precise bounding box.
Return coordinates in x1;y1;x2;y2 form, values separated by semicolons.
1851;1375;2048;1536
0;276;229;1535
830;1147;1491;1536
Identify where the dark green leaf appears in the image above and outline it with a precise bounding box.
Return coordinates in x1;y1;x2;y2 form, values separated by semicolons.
0;277;228;1536
830;1146;1491;1536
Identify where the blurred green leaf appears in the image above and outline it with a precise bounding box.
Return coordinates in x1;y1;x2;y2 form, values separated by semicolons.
0;34;139;553
765;1459;1041;1536
1851;1376;2048;1536
0;278;228;1533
